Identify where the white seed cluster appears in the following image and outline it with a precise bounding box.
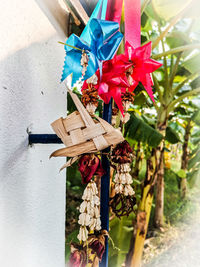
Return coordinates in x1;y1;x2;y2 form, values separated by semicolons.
123;101;132;112
86;73;98;85
86;103;97;114
114;163;135;196
77;181;101;242
81;51;89;77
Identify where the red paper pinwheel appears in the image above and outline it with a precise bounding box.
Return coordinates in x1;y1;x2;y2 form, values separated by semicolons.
116;41;162;102
82;58;132;115
82;41;162;115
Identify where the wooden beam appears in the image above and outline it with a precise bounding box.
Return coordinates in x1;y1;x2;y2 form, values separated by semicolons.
65;0;89;24
35;0;70;38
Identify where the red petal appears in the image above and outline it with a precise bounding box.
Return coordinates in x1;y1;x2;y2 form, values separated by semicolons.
78;155;100;184
134;41;152;60
143;74;155;102
95;160;105;177
143;59;163;73
110;86;124;116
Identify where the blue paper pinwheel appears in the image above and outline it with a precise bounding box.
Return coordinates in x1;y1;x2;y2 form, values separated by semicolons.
61;18;123;86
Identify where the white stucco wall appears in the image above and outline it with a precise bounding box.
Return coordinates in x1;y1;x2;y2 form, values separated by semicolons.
0;1;67;267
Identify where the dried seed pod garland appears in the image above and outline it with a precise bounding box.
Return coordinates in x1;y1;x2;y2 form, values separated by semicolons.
110;140;136;218
78;180;101;243
77;154;105;243
73;178;105;266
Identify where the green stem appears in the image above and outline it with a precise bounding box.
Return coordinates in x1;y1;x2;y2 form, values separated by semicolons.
169;53;182;88
152;73;163;103
170;54;174;77
160;30;169;93
152;43;200;59
58;41;84;52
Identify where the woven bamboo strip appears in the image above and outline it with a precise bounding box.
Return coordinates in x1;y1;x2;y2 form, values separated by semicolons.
51;87;124;158
51;118;67;140
62;112;85;132
82;123;106;140
50;130;124;158
68;89;95;127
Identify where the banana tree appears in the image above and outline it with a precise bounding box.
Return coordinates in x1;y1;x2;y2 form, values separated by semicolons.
141;0;200;228
164;100;199;198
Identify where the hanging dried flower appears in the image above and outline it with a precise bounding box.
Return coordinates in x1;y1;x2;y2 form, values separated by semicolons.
77;181;101;242
110;193;136;218
81;50;89;77
86;74;98;85
111;107;119;126
81;86;99;115
111;140;133;164
88;230;108;261
69;243;87;267
78;154;105;184
121;90;135;112
126;66;134;86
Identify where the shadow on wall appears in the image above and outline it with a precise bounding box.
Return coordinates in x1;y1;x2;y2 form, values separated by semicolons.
0;35;66;267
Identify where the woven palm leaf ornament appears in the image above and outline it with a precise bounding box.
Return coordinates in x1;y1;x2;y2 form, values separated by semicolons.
51;0;162;265
50;88;124;167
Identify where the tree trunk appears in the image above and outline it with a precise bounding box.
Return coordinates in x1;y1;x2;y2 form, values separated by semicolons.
154;148;165;228
132;141;141;178
154;117;167;229
180;119;191;198
126;150;156;267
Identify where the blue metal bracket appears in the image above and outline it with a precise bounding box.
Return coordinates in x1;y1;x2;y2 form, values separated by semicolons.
28;134;62;145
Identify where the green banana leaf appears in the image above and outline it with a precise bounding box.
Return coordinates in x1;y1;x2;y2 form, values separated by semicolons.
166;31;190;49
192;109;200;126
182;54;200;74
125;113;163;147
165;126;181;144
109;214;135;267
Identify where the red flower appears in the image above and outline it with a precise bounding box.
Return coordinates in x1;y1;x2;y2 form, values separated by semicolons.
116;41;162;102
78;154;105;184
82;42;162;115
